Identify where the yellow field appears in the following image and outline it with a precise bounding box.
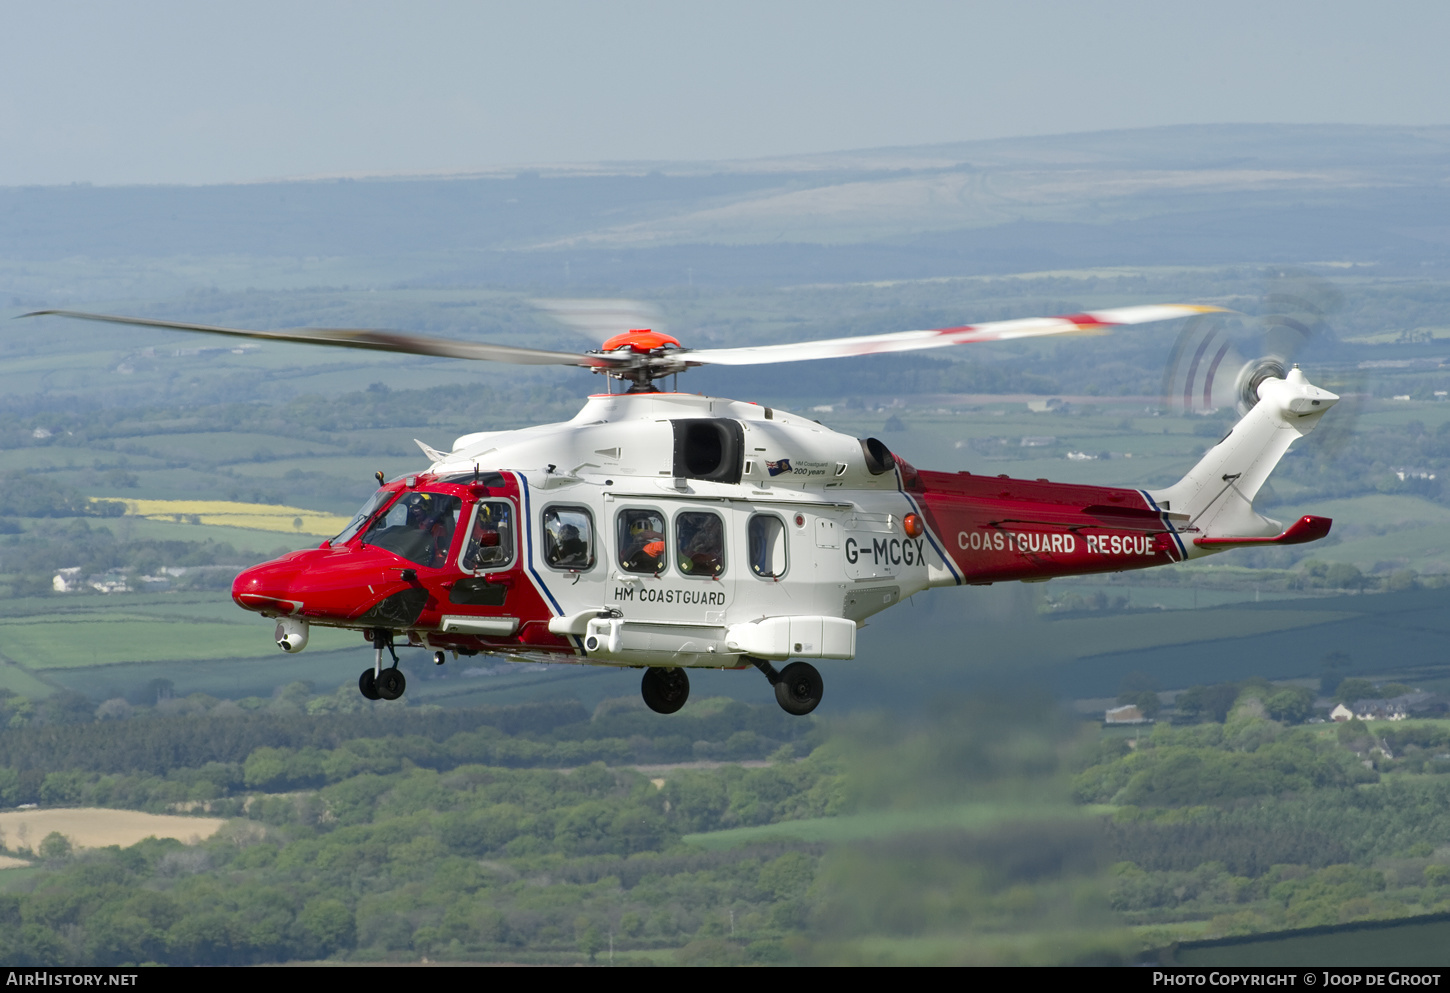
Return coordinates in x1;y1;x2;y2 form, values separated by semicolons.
106;498;351;536
0;807;227;852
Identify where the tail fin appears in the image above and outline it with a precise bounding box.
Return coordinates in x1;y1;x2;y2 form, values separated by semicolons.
1149;367;1337;548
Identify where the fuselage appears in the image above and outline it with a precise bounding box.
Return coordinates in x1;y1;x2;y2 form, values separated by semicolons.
230;390;1307;668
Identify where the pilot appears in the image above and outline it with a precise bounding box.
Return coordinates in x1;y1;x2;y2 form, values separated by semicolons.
427;509;456;568
406;494;452;567
406;495;431;528
623;517;665;573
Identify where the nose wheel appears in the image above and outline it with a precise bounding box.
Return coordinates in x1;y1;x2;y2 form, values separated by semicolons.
359;665;407;701
359;628;407;701
641;666;690;714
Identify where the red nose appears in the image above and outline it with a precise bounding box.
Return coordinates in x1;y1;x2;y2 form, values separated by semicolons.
232;558;304;615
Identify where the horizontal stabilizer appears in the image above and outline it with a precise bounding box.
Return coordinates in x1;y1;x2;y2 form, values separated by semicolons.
1193;514;1332;547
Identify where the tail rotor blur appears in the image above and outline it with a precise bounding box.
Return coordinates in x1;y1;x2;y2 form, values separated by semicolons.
1160;269;1363;457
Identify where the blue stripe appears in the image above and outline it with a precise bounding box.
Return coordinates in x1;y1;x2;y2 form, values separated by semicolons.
896;473;962;585
1140;490;1187;561
513;473;582;652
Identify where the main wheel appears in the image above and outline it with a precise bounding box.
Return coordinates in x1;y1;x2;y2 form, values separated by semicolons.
774;661;823;716
641;666;690;715
377;667;407;701
359;668;382;701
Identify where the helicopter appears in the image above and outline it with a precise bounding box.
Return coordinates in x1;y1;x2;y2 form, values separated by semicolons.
26;304;1338;716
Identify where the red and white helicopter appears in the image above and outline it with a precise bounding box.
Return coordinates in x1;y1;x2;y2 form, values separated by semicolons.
29;304;1338;715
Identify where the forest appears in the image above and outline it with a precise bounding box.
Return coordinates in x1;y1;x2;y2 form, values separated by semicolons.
0;678;1448;965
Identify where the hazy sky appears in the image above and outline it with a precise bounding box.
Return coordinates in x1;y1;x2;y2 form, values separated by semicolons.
3;0;1449;186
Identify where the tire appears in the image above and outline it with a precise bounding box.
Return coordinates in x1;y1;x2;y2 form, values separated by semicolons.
359;668;382;701
377;667;407;701
641;666;690;715
774;661;823;716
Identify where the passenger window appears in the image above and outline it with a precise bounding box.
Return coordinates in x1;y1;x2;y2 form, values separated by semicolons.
462;500;516;571
677;511;726;577
617;509;667;575
749;514;788;578
361;491;461;568
543;506;594;571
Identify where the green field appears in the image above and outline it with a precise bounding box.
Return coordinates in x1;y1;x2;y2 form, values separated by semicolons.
1169;915;1450;967
0;617;359;669
825;929;1140;967
1041;608;1356;659
0;662;61;698
75;515;306;555
684;800;1108;850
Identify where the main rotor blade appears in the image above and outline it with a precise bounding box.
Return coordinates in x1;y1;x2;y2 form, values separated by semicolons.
677;304;1229;367
21;310;623;369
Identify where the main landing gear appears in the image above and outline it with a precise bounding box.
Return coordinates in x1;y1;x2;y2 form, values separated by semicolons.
751;658;824;716
641;666;690;715
638;660;825;717
359;628;407;701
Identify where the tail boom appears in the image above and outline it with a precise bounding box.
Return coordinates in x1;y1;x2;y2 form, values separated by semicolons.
906;367;1336;585
909;472;1185;586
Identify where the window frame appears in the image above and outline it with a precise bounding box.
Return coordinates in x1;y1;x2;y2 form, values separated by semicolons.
460;497;518;574
673;508;728;580
541;504;597;573
747;512;790;580
615;507;669;576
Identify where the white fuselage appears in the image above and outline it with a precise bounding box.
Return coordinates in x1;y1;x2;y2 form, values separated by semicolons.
426;392;948;668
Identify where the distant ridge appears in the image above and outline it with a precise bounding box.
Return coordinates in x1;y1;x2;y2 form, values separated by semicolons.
237;123;1450;185
3;123;1448;286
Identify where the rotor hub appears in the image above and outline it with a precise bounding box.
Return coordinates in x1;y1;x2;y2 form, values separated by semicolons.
1238;357;1288;411
599;329;681;354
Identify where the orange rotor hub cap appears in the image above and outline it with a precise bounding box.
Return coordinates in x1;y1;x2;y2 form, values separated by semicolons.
600;329;681;354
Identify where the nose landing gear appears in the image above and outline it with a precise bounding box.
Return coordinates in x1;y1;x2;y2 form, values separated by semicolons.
359;628;407;701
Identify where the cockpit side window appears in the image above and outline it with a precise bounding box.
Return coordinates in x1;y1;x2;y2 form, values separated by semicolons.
543;506;594;571
676;510;725;577
617;509;667;575
462;499;516;572
362;491;462;568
